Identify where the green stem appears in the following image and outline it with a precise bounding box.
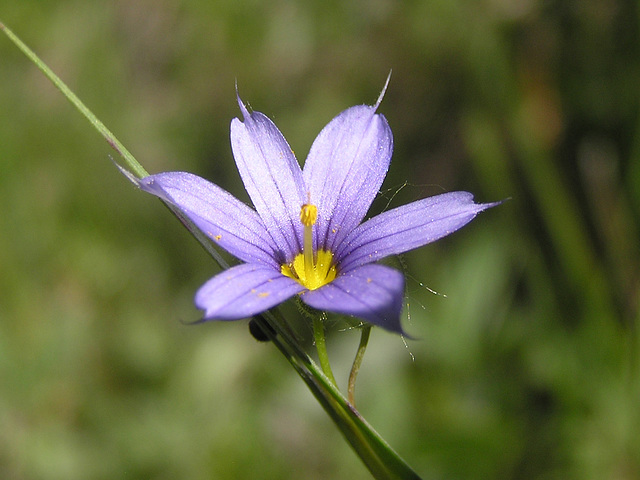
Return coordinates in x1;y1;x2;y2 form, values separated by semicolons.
0;21;148;179
0;20;232;271
313;314;337;387
260;309;421;479
348;325;371;406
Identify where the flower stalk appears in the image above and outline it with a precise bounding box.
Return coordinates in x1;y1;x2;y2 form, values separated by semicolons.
252;309;422;480
348;324;372;406
313;314;337;386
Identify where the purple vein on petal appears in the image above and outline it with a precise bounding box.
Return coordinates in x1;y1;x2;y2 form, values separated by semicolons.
195;263;304;320
336;192;500;272
303;105;393;253
231;93;306;262
139;172;279;267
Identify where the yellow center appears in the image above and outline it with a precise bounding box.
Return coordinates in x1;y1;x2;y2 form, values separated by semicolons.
281;203;337;291
281;249;337;290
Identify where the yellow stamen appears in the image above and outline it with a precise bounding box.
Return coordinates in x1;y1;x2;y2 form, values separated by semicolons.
300;203;317;282
281;203;337;290
300;203;318;227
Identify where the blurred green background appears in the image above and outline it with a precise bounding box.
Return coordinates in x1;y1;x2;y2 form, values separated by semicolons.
1;1;638;479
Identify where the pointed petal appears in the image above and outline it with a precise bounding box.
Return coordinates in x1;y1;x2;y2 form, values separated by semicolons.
230;96;306;262
195;263;304;320
302;103;393;253
337;192;500;272
139;172;279;267
301;264;405;333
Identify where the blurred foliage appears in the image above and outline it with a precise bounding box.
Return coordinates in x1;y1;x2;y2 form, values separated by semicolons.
1;0;639;479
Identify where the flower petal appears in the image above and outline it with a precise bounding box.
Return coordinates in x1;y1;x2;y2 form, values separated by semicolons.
301;264;405;333
337;192;500;272
302;103;393;253
139;172;279;267
230;96;306;263
195;263;304;320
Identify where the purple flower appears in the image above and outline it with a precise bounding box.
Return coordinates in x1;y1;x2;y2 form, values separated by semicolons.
138;85;498;333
